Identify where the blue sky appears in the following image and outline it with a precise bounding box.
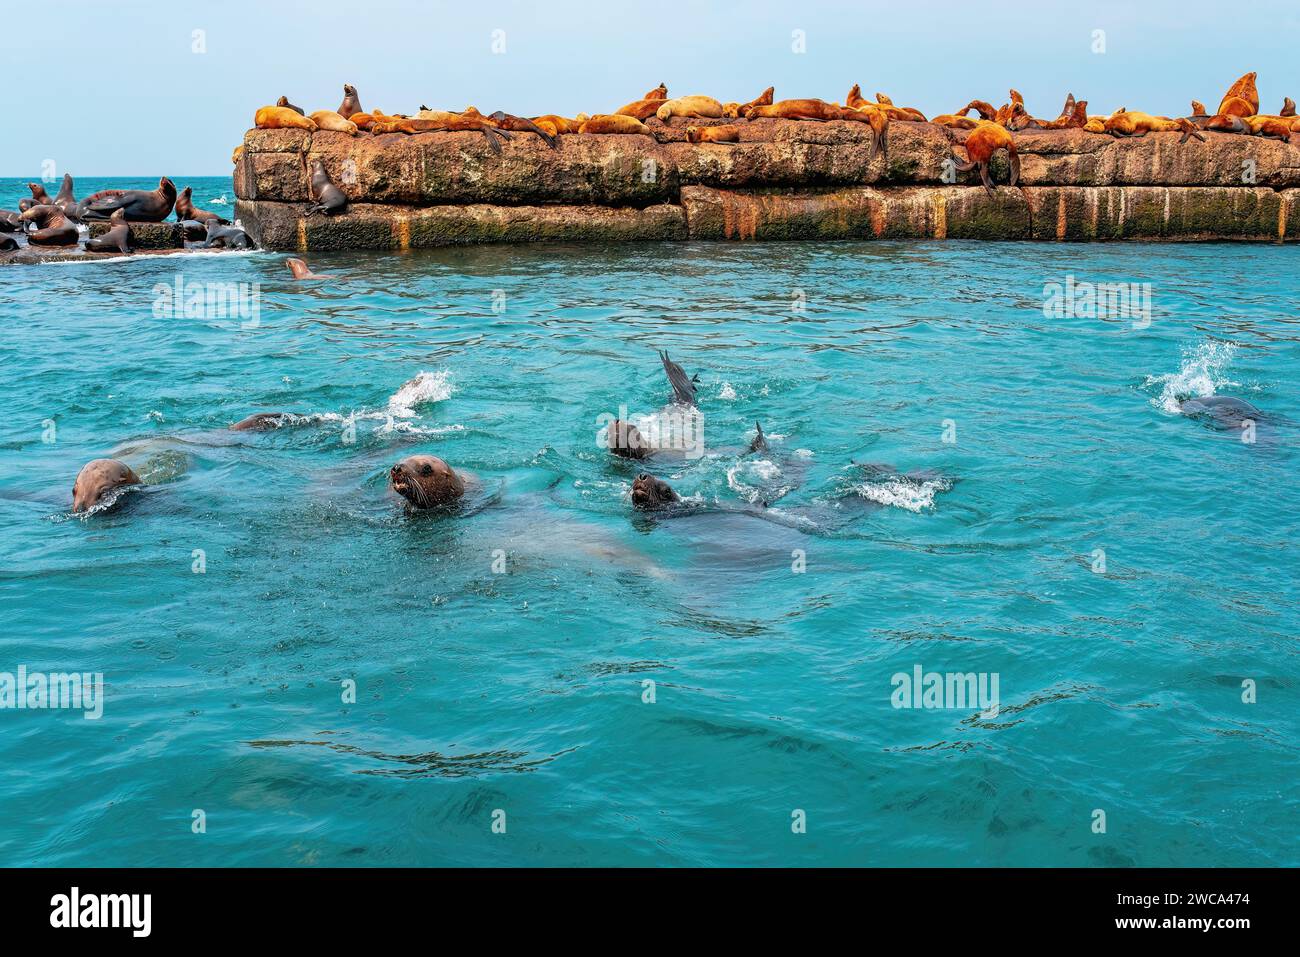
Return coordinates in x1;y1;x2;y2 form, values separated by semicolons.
4;0;1297;175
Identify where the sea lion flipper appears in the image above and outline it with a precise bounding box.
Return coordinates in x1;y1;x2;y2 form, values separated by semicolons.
659;350;698;407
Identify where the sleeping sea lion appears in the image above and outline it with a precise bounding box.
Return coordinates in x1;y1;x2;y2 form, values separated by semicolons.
286;258;336;280
579;114;652;135
71;459;141;513
389;454;465;509
0;209;22;232
686;125;741;144
83;208;132;253
19;205;78;246
743;98;888;159
175;186;228;224
655;95;725;122
723;86;774;118
529;114;584;136
80;177;177;222
950;120;1020;194
254;105;317;131
276;95;305;115
616;98;673;121
310;110;360;135
306;159;348;216
338;83;362;119
198;221;254;248
1104;111;1205;142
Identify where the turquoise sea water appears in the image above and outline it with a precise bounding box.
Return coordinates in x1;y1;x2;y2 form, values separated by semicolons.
1;176;1297;867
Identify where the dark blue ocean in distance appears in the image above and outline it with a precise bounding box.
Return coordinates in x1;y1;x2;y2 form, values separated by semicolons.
1;175;1296;866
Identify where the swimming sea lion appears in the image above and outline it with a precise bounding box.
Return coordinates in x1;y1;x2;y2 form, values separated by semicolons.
71;458;141;513
276;95;305;115
950;120;1020;194
306;159;348;216
19;205;78;246
1178;395;1262;431
686;125;741;144
286;258;336;279
18;182;53;212
231;413;292;431
254;105;317;131
631;473;679;510
80;177;177;222
389;454;465;509
309;110;360;135
197;221;253;248
747;422;769;455
174;186;229;224
578;114;652;135
1104;111;1205;142
338;83;362;119
606;419;651;459
83;208;131;253
655;95;725;122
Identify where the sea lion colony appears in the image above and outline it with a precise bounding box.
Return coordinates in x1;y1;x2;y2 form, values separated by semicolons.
249;73;1298;195
0;174;253;253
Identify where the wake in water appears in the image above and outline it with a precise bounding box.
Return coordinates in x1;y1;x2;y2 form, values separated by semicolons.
249;370;459;437
1145;340;1240;413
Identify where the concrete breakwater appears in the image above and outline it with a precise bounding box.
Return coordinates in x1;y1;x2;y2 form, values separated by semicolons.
233;119;1300;248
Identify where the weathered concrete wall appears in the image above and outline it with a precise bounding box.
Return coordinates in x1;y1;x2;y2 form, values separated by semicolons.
233;118;1300;248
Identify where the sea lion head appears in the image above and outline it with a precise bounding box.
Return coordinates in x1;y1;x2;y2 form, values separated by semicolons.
159;177;176;197
631;473;678;511
72;458;141;513
286;258;312;279
685;126;703;144
606;419;649;459
389;454;465;509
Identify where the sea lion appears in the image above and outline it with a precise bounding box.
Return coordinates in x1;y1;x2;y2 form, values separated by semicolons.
254;105;317;131
616;98;673;121
846;85;926;121
743;99;887;159
286;257;336;280
1240;115;1293;139
950;120;1020;194
338;83;362;119
722;86;774;118
80;177;177;222
1013;93;1087;131
71;459;141;513
1178;395;1262;431
660;350;698;407
1282;97;1297;118
232;145;244;165
370;115;511;152
309;110;359;135
53;174;78;218
960;100;997;121
1104;111;1205;142
578;114;652;135
306;158;348;216
686;125;741;144
644;83;668;100
276;95;305;115
747;422;769;455
18;182;53;213
198;221;254;249
930;111;980;131
83;208;131;253
484;110;558;148
19;205;78;246
389;454;465;509
655;95;725;122
231;412;292;431
606;419;651;459
631;473;679;510
0;209;22;232
1216;72;1259;117
174;186;228;224
0;235;17;251
529;114;584;136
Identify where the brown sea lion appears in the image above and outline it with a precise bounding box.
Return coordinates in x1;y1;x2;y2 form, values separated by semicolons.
370;115;511;151
286;258;336;280
483;111;558;148
276;95;305;115
175;186;229;224
231;413;291;431
930;111;980;131
309;110;359;135
80;177;177;222
1240;115;1293;139
53;174;78;217
655;95;725;121
231;145;244;164
0;235;17;251
18;182;53;213
0;209;22;232
743;99;888;159
19;205;79;245
644;83;668;100
846;85;925;121
616;98;672;120
1281;98;1296;118
631;473;678;511
83;208;131;254
950;120;1020;194
71;459;141;513
306;159;348;216
529;114;584;136
253;105;317;131
1019;94;1088;130
686;125;741;144
389;454;465;509
960;100;997;121
606;419;650;459
579;114;652;135
1104;111;1205;143
722;86;774;118
1216;72;1259;117
338;83;362;119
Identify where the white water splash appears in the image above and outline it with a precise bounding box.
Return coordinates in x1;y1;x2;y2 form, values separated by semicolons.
208;194;231;206
718;382;737;400
853;476;952;513
385;370;453;417
1146;340;1239;413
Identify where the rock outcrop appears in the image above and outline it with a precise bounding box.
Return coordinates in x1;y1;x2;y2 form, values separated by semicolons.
232;118;1300;248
